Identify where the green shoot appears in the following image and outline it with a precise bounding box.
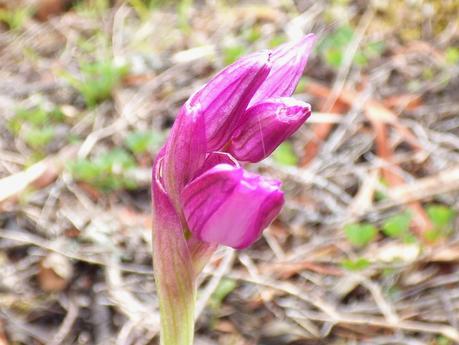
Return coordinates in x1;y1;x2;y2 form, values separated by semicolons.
344;223;378;247
60;60;129;108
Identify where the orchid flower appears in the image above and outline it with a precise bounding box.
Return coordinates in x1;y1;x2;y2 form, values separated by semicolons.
152;34;315;345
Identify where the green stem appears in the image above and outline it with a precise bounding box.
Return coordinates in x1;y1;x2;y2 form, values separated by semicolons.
153;225;196;345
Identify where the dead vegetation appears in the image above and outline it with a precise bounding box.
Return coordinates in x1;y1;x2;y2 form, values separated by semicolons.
0;0;458;344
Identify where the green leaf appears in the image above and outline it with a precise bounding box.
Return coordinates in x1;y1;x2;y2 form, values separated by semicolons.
16;107;48;126
24;127;55;148
243;26;261;43
70;159;100;181
436;335;453;345
317;25;384;69
294;77;308;94
382;212;411;238
209;278;237;309
177;0;193;33
268;35;287;48
353;52;368;66
0;7;33;30
69;149;137;191
365;41;385;58
8;106;65;143
223;45;247;65
324;48;343;68
344;223;378;247
272;142;298;166
424;229;442;243
60;60;129;108
445;47;459;65
426;204;455;228
128;0;152;20
125;131;163;154
97;149;136;171
341;258;370;271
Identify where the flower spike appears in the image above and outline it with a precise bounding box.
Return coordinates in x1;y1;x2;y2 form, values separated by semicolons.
151;34;315;345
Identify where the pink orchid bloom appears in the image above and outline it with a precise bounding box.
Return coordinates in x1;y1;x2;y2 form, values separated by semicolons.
151;34;315;345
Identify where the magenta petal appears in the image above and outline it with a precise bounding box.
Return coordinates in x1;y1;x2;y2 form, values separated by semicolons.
163;104;207;209
193;151;240;178
187;51;271;150
182;164;284;249
229;97;311;163
249;34;315;106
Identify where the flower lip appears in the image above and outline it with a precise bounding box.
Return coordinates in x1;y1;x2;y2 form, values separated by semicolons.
182;163;284;249
241;169;282;191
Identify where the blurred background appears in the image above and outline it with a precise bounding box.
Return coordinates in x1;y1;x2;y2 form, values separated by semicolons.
0;0;458;344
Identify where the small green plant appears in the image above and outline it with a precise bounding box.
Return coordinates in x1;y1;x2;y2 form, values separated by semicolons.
128;0;153;20
208;278;237;310
424;204;456;242
124;131;163;155
268;35;287;48
436;335;453;345
60;60;129;108
382;212;415;242
223;25;272;66
73;0;111;17
341;257;370;271
317;25;384;69
0;6;33;30
223;45;247;65
272;142;298;166
10;106;63;131
375;178;389;201
344;223;378;247
207;277;237;329
177;0;193;33
445;47;459;65
128;0;177;15
243;26;262;44
8;106;64;151
24;127;55;148
69;149;138;191
427;204;456;229
294;76;308;94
